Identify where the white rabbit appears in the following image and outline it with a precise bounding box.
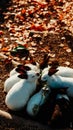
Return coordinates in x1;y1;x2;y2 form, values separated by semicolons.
5;70;40;111
41;69;73;97
26;85;50;116
10;62;40;77
10;67;18;76
4;63;40;93
42;65;73;78
53;66;73;78
4;73;21;93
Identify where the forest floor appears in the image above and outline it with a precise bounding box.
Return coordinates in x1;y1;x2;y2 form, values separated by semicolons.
0;0;73;129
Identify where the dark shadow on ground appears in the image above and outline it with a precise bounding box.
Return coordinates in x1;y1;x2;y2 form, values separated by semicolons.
0;0;12;23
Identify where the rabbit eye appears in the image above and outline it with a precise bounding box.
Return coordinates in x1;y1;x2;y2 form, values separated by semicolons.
43;76;47;80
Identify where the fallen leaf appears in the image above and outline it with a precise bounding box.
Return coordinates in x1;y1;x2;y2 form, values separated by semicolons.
2;47;9;52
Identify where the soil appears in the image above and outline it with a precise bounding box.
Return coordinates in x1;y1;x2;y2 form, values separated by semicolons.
0;0;73;130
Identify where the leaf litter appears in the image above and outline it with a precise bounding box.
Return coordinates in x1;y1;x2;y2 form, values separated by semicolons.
0;0;73;129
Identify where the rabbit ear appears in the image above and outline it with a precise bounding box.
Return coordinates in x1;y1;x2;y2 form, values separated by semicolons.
16;65;24;72
17;64;25;70
18;73;28;79
15;68;21;73
48;67;59;76
15;68;23;73
23;66;31;71
16;67;27;74
49;60;59;68
40;54;50;69
16;65;31;72
17;64;23;68
29;55;37;65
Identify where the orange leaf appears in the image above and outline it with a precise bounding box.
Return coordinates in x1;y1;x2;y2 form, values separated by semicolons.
21;9;26;15
28;10;33;15
39;3;47;9
19;16;24;20
2;47;9;52
30;24;46;31
9;28;15;33
23;43;28;48
58;13;63;21
50;0;56;5
16;15;24;21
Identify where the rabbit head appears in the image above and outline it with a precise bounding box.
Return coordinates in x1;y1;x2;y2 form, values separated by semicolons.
18;69;40;82
41;66;59;82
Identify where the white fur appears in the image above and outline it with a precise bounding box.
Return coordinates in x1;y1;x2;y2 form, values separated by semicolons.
25;62;40;73
4;63;40;93
4;73;21;93
26;86;50;116
56;66;73;77
10;67;18;76
46;65;73;78
41;71;73;97
5;70;40;110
